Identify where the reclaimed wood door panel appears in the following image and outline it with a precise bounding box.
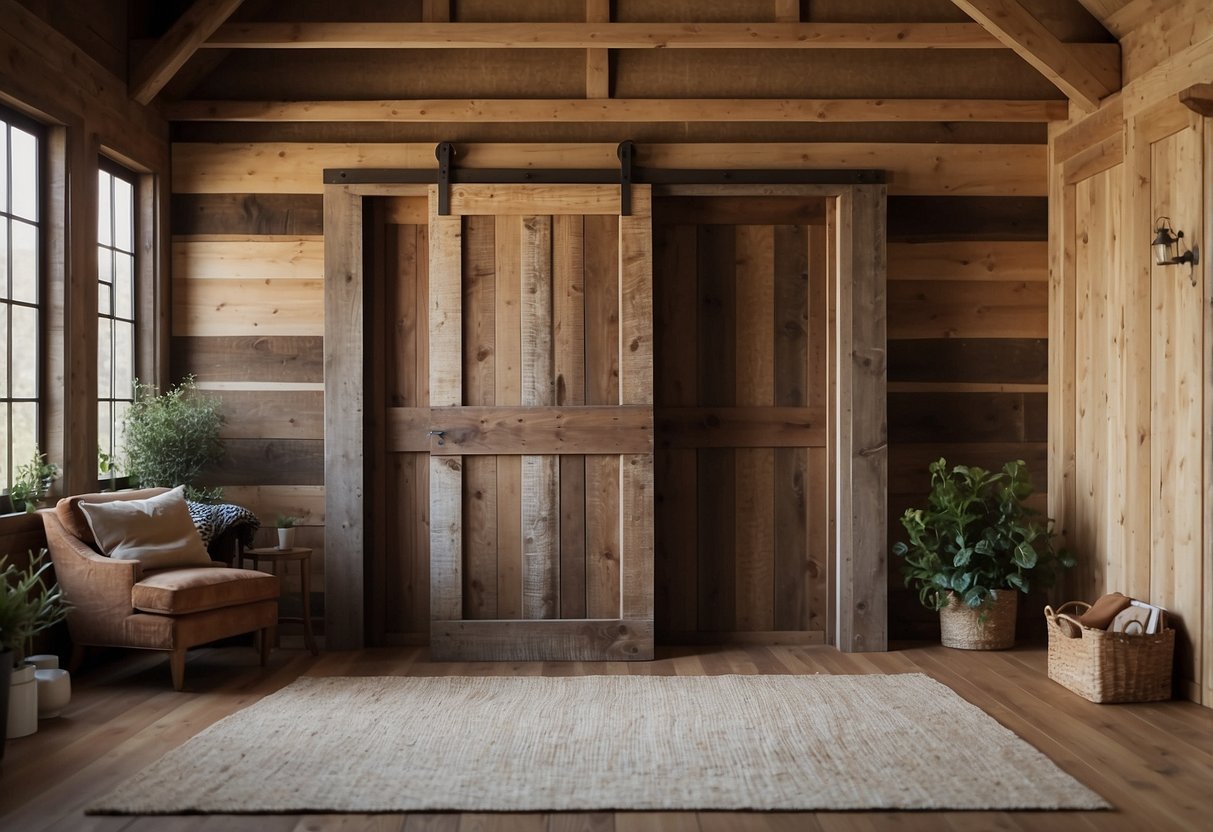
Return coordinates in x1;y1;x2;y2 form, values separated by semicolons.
427;185;654;661
653;200;829;641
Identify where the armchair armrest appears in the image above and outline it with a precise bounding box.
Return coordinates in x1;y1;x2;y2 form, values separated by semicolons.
40;509;141;646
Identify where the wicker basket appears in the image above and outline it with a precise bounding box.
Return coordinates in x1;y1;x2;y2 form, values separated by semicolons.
1045;601;1175;703
939;590;1017;650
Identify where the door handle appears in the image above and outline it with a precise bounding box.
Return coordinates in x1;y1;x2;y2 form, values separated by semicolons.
427;430;446;447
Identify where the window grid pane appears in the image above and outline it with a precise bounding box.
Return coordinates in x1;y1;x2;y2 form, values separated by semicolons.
1;109;41;496
97;160;136;477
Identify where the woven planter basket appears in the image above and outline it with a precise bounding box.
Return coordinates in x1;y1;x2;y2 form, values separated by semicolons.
1044;602;1174;703
939;590;1017;650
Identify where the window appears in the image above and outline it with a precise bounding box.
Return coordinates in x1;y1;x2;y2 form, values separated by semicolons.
97;161;136;477
0;107;42;494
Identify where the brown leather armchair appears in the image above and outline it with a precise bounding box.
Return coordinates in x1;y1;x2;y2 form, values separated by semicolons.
41;488;280;690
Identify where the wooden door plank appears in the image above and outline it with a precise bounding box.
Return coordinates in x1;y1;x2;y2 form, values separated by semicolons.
654;222;698;635
618;186;655;628
554;215;588;619
451;184;620;216
585;456;622;619
430;406;653;455
521;215;558;620
585;213;621;620
734;225;776;632
774;223;810;631
428;188;463;622
696;222;737;633
462;215;498;619
430;619;653;661
495;214;524;620
807;223;831;635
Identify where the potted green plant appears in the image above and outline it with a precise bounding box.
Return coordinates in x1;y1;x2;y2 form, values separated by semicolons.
7;446;61;513
892;458;1074;650
275;515;299;550
1;550;69;756
123;376;225;501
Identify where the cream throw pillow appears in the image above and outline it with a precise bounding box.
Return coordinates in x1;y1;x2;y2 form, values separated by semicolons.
79;486;213;569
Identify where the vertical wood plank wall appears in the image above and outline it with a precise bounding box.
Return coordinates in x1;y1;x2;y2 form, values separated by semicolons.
1048;0;1213;705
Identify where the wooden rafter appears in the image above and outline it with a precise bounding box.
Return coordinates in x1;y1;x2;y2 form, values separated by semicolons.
1179;83;1213;117
950;0;1119;110
202;21;1011;49
130;0;246;105
165;97;1068;123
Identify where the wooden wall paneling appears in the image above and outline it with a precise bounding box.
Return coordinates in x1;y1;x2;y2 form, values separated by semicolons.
323;186;363;649
886;280;1047;339
886;241;1047;282
171;335;324;382
172;277;324;335
696;223;737;632
1205;121;1213;708
618;185;654;630
520;215;558;620
653;222;698;634
172;142;1045;196
494;214;524;620
1149;123;1204;697
171;193;324;236
824;197;839;648
584;214;622;619
734;224;776;632
1073;174;1108;604
773;223;810;631
216;389;323;439
585;0;610;100
835;185;888;652
554;214;588;619
428;187;464;624
462;215;498;620
172;239;323;279
1118;116;1153;603
807;222;830;636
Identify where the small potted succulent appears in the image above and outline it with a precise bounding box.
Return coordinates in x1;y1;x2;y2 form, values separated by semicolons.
892;458;1074;650
276;515;299;550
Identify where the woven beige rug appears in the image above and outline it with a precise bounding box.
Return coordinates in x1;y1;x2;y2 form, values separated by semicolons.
90;673;1107;814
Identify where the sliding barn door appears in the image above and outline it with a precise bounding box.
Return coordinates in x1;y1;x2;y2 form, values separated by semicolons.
427;184;654;661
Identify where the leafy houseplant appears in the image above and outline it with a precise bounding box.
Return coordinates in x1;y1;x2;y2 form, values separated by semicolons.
1;550;69;755
892;459;1074;649
8;446;61;513
123;377;225;501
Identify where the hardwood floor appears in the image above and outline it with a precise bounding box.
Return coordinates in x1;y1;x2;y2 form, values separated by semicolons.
0;643;1210;831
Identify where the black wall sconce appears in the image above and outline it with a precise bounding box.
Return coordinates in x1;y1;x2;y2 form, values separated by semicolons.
1152;216;1199;285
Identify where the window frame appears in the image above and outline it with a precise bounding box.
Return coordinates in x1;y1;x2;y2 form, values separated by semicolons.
0;103;46;503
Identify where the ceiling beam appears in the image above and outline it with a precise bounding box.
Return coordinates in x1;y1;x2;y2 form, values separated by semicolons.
950;0;1119;109
203;21;1010;49
130;0;246;105
1179;83;1213;117
165;98;1068;123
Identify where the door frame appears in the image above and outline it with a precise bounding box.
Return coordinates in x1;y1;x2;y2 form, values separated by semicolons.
323;179;886;652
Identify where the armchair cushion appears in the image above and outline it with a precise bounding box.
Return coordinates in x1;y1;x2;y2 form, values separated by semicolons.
132;567;280;615
57;487;169;548
79;486;212;570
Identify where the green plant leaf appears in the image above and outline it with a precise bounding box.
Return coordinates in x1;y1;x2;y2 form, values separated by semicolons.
1007;573;1028;593
953;548;972;568
1012;542;1038;569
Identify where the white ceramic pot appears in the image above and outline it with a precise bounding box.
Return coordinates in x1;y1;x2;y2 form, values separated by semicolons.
6;663;38;738
277;527;296;550
36;668;71;718
26;654;59;671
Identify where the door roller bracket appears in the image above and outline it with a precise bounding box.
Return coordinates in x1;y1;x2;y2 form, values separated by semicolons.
436;142;454;216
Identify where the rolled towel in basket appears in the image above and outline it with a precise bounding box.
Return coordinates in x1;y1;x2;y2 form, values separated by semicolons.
1075;592;1133;629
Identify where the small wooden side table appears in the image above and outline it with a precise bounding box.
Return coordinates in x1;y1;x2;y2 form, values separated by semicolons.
241;546;318;656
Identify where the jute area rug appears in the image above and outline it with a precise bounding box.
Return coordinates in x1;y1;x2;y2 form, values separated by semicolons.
90;673;1107;814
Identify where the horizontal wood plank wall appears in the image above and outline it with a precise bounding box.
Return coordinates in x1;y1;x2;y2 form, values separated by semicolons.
1047;7;1213;704
653;198;828;643
172;144;1047;644
172;197;327;640
886;194;1049;641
